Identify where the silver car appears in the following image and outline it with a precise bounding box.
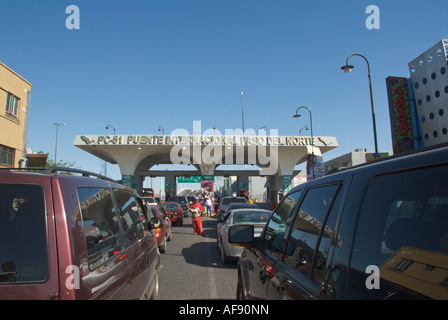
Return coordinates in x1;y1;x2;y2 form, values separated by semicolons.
217;208;272;263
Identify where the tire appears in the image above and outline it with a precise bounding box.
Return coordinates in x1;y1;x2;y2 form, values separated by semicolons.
236;276;245;300
149;271;159;300
220;244;231;264
159;236;167;253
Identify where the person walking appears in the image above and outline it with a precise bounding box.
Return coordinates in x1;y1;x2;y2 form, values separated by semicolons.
189;197;204;235
205;198;212;217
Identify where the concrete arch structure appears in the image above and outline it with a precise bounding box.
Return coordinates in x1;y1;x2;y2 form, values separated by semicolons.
74;134;338;200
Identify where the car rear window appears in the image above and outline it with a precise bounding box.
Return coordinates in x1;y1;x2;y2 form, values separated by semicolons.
349;163;448;299
162;203;179;210
0;184;47;284
222;198;247;205
169;197;187;204
232;210;270;224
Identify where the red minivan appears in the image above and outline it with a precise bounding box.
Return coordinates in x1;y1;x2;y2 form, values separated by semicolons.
0;167;160;300
146;204;172;253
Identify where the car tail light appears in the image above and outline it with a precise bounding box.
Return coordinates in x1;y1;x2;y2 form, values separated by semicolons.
155;228;161;238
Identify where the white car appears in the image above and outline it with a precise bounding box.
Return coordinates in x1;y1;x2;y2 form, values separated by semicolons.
142;196;158;205
217;208;272;263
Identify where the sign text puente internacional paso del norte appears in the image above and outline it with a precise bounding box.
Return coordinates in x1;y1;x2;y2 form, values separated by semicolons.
74;131;338;198
80;133;329;147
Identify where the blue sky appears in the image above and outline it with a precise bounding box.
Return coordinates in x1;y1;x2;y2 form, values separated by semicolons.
1;0;447;186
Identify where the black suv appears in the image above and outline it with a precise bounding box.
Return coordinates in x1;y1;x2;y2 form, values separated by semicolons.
230;143;448;300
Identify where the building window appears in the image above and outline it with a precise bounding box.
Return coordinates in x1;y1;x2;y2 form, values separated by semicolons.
0;145;15;166
5;92;20;117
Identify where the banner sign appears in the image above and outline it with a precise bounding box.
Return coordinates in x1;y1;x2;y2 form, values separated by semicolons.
386;77;415;154
177;176;202;183
306;146;324;181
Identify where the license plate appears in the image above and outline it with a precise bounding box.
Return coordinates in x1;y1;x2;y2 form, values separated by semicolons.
254;227;264;237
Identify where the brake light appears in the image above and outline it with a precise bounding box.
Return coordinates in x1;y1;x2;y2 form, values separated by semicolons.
155;228;161;238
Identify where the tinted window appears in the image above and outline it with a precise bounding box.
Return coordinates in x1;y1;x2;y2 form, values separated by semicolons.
169;197;187;204
77;187;122;270
161;203;180;210
284;184;341;283
232;210;270;224
114;189;147;247
262;190;302;258
148;206;158;219
222;198;247;205
0;184;47;283
349;164;448;299
158;207;167;219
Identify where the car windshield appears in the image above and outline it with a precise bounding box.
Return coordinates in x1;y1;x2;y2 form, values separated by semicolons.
169;197;187;204
232;210;270;224
222;198;247;205
0;183;48;284
161;203;179;210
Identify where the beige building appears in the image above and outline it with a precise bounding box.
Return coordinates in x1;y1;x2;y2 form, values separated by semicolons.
0;61;32;168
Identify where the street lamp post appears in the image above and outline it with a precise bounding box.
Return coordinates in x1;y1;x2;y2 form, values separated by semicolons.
299;125;309;136
158;126;164;135
293;106;314;147
106;124;116;135
341;53;379;155
50;122;65;163
240;91;245;133
294;106;314;180
20;89;31;168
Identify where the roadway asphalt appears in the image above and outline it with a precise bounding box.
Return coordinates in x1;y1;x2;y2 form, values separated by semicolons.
158;216;238;300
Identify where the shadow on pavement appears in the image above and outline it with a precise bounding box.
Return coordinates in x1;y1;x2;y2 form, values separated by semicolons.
181;242;236;269
181;217;236;269
201;218;218;239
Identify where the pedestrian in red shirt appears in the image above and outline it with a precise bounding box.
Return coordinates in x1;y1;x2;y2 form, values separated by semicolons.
189;197;204;235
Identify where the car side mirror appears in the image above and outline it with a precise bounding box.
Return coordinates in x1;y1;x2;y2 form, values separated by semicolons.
149;217;161;229
228;225;255;248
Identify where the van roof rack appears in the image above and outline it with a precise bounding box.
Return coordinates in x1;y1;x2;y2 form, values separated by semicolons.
0;166;117;183
44;166;118;183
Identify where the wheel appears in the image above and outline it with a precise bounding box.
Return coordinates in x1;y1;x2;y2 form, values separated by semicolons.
149;271;159;300
236;276;245;300
159;236;167;253
220;244;231;264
